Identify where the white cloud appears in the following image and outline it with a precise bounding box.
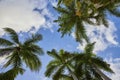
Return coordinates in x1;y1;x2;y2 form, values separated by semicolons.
76;20;118;53
0;0;55;64
0;0;51;35
106;57;120;80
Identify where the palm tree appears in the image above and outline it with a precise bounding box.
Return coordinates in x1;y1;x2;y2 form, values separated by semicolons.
45;43;114;80
74;42;114;80
0;28;43;79
55;0;120;43
54;2;90;43
45;49;77;80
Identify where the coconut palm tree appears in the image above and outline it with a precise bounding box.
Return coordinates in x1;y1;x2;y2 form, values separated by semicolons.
45;49;77;80
54;2;90;43
55;0;120;43
0;28;43;79
74;42;114;80
45;43;113;80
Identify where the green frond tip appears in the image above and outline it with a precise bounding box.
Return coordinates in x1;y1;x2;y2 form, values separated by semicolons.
84;42;96;53
0;67;25;80
24;33;42;45
0;38;13;46
3;27;19;44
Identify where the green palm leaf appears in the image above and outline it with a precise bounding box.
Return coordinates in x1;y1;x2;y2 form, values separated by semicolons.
92;57;114;73
0;38;13;46
53;66;64;80
0;47;14;56
0;67;25;80
3;28;19;44
24;33;42;45
47;49;62;60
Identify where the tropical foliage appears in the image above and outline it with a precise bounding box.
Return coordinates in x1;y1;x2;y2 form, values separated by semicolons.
45;49;75;80
0;28;43;80
0;0;118;80
55;0;120;43
74;42;114;80
45;43;114;80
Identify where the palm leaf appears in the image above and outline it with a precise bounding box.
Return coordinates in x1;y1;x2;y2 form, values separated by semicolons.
108;8;120;17
3;28;19;44
92;57;114;73
21;50;41;71
84;42;95;54
59;74;73;80
0;38;13;46
24;33;42;45
0;47;14;56
45;64;59;77
53;66;64;80
0;67;25;80
47;49;62;61
22;44;43;55
3;51;22;68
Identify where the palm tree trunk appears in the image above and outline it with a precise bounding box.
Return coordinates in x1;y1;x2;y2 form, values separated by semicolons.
93;64;111;80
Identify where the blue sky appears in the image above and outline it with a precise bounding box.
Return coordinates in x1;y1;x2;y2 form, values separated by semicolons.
0;0;120;80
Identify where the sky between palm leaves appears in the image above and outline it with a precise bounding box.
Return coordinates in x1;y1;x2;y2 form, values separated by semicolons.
0;0;120;80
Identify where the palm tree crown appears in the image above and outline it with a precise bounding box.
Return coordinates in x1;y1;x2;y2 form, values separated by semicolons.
45;49;75;80
74;42;114;80
55;0;120;43
45;43;114;80
0;28;43;80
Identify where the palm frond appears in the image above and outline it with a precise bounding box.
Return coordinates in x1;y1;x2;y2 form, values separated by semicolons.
23;44;43;55
84;42;95;54
3;51;22;68
0;67;25;80
53;66;64;80
75;21;89;43
92;57;114;73
57;0;62;6
0;38;13;46
21;50;41;71
24;33;42;45
91;67;103;80
45;64;58;77
108;8;120;17
0;47;14;56
59;74;73;80
47;60;61;68
3;28;19;44
47;49;62;61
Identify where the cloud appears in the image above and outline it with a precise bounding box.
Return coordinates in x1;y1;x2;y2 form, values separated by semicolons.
76;20;118;53
106;57;120;80
0;0;56;64
0;0;54;35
